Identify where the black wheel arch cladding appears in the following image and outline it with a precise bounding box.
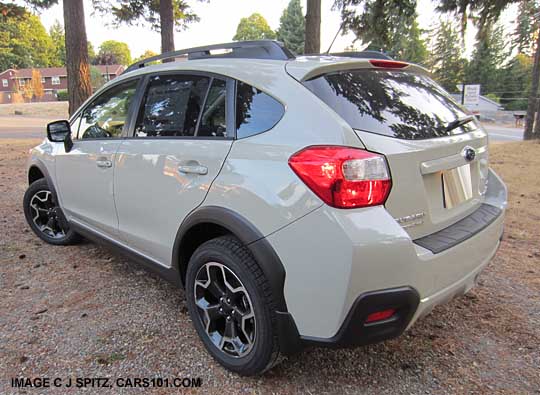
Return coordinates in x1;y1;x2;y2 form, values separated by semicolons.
173;206;289;313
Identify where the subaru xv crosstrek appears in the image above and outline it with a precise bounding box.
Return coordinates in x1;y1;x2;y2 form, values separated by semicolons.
24;41;507;376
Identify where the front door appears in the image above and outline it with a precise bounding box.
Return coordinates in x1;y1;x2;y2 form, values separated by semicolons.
114;74;234;265
55;79;140;236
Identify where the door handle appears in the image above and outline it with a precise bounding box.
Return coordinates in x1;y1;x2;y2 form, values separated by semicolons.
96;159;112;168
178;164;208;175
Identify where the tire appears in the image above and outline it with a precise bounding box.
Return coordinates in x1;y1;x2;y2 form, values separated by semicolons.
23;178;81;245
186;236;281;376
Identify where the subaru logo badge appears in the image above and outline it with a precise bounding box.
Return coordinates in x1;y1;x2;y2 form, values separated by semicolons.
462;146;476;162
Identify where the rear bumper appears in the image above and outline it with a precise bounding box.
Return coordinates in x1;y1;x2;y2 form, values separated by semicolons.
267;169;506;343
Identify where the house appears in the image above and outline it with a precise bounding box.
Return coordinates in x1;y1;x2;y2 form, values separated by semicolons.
0;65;125;104
450;94;503;120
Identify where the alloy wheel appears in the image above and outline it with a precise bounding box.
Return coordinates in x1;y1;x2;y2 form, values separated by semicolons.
29;190;66;239
193;262;256;358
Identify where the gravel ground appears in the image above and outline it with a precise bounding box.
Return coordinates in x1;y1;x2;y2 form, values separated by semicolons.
1;139;539;394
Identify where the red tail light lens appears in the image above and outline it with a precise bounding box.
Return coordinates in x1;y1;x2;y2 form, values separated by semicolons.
288;146;391;208
369;59;409;69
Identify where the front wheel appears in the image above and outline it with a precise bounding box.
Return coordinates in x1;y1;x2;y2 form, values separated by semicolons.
23;179;80;245
185;236;281;376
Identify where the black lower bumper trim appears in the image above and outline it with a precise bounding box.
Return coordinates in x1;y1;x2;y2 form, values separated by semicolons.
414;203;502;254
300;287;420;348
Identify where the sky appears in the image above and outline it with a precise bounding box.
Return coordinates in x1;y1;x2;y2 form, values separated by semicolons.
29;0;518;60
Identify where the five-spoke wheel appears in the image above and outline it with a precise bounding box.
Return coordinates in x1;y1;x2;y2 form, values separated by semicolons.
23;179;80;245
186;236;280;375
194;262;256;357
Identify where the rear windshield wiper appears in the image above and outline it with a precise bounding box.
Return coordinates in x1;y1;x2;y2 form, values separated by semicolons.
445;115;475;132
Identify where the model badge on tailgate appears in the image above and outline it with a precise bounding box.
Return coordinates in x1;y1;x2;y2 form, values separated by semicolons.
395;212;425;228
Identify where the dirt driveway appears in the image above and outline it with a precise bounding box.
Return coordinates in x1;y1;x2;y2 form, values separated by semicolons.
1;139;539;394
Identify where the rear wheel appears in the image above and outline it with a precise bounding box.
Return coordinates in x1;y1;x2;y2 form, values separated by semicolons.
23;179;80;245
185;236;280;375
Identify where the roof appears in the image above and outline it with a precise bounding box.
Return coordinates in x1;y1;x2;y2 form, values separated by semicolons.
4;65;125;79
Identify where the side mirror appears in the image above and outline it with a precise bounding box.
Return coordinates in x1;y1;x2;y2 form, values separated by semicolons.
47;120;73;152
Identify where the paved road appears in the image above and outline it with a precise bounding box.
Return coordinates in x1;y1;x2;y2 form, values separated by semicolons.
482;124;524;142
0;116;52;139
0;116;525;142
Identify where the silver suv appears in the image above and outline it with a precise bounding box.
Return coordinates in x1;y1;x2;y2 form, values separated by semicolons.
24;41;507;376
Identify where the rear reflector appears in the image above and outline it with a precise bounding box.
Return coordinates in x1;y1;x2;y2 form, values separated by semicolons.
288;146;391;208
365;309;396;324
369;59;409;69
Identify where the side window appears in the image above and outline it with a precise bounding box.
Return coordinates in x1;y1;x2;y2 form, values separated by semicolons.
78;79;138;139
198;78;227;137
236;81;284;138
135;74;209;137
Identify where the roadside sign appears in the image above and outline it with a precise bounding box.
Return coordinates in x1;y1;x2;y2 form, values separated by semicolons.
463;84;480;105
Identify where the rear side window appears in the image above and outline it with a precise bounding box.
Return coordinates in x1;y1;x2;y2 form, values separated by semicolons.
236;81;284;138
135;75;209;137
304;70;474;140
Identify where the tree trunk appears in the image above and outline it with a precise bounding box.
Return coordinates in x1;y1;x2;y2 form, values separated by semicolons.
524;25;540;140
63;0;92;116
160;0;175;54
304;0;321;54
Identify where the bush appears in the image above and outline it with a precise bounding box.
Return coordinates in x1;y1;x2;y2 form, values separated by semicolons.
56;90;68;101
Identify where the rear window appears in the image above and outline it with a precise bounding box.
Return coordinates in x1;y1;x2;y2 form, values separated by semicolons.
303;70;475;140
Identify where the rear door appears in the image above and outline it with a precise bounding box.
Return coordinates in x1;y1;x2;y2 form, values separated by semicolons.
303;69;489;239
114;73;234;265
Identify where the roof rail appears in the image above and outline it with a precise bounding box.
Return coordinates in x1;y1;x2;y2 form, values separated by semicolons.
329;50;392;60
124;40;295;74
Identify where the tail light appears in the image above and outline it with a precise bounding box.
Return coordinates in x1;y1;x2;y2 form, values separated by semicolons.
288;146;391;209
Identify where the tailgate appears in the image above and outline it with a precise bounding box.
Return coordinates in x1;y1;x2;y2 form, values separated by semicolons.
356;128;489;239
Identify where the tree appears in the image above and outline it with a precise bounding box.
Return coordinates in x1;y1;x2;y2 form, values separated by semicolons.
63;0;93;115
0;11;55;70
525;27;540;139
436;0;519;40
90;65;105;90
95;40;132;65
31;69;44;101
87;41;96;63
0;2;26;19
92;0;200;54
49;20;66;66
24;0;93;115
305;0;321;53
514;0;539;56
22;82;33;102
233;13;276;41
500;54;532;110
465;24;508;94
333;0;416;51
389;17;428;64
277;0;305;54
133;49;158;63
427;20;466;93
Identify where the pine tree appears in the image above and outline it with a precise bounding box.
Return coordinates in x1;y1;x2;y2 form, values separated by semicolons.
49;20;66;66
277;0;305;54
513;0;540;56
465;24;508;94
427;20;466;93
390;17;428;64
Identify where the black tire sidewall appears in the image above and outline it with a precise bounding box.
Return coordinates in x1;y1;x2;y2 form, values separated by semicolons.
186;237;277;375
23;179;78;245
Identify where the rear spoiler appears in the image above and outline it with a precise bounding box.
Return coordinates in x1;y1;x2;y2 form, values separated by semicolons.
285;57;429;82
